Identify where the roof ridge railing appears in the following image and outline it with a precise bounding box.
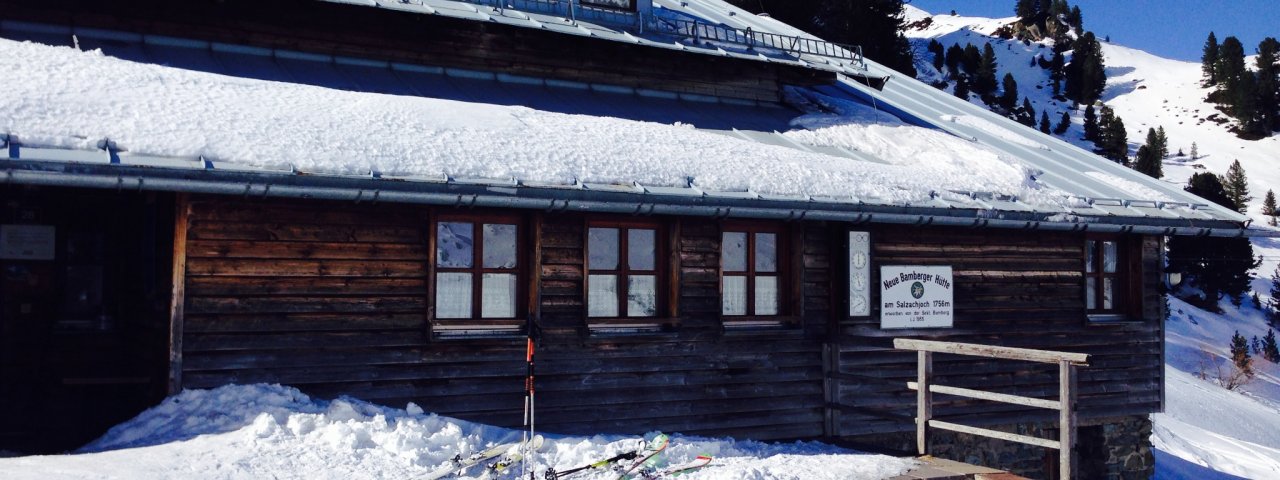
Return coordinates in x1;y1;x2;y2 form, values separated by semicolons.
438;0;865;67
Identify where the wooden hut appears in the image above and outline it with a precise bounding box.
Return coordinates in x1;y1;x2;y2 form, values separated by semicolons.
0;0;1268;477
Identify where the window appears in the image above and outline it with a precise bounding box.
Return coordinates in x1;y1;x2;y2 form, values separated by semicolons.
587;223;662;319
1084;236;1126;316
721;224;784;319
432;217;523;332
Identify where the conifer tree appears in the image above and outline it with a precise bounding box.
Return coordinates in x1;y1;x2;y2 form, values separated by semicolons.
975;43;1000;96
1262;190;1277;226
1230;330;1255;378
953;76;970;99
1270;265;1280;323
1000;73;1019;111
1053;111;1071;134
1097;106;1128;163
1133;128;1163;178
963;44;982;76
1253;336;1263;355
1202;32;1220;86
1155;126;1169;158
1083;104;1099;141
1255;37;1280;131
1215;36;1248;110
1263;329;1280;362
1039;111;1051;133
928;39;945;71
1067;6;1083;30
1237;72;1266;136
1133;146;1157;178
1015;0;1038;19
1020;98;1037;127
945;43;964;76
1049;0;1070;18
1168;173;1259;305
1190;142;1199;160
1065;32;1106;104
1223;160;1251;213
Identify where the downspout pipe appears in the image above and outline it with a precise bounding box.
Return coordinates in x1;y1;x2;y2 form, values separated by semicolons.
4;166;1271;239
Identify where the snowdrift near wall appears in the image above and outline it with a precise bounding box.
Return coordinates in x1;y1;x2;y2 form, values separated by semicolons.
0;384;915;480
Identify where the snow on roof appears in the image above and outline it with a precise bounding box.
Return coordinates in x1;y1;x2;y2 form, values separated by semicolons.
0;0;1262;234
0;383;916;479
0;37;1066;210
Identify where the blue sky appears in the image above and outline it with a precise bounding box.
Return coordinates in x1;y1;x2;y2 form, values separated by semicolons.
906;0;1279;62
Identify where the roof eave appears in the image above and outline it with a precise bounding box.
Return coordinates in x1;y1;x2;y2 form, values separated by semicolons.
3;159;1268;238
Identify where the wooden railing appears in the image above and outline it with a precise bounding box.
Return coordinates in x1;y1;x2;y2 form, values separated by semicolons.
894;338;1090;480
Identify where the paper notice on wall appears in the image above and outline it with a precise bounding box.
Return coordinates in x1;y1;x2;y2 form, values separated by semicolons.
880;265;953;329
1;225;56;260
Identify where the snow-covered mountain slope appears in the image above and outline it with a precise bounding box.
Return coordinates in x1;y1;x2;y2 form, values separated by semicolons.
903;6;1280;479
903;5;1280;224
0;384;915;480
1157;297;1280;479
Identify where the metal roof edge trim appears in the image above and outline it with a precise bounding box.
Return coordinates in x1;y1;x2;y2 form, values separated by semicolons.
2;160;1268;238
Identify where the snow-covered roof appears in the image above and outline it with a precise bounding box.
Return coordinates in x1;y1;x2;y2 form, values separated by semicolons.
0;0;1266;236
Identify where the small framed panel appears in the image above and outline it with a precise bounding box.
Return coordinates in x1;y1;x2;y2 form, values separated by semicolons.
848;231;871;316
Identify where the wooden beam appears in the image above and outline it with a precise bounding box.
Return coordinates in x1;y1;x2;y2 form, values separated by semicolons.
928;419;1061;450
669;220;681;319
907;382;1062;410
167;193;190;395
916;350;931;455
530;212;544;324
1060;360;1078;480
894;338;1090;366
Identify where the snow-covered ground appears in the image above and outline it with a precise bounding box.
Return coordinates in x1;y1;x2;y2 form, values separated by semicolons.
905;6;1280;479
0;384;914;480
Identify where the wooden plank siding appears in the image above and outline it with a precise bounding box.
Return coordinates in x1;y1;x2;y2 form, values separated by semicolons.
175;197;1163;442
833;226;1164;438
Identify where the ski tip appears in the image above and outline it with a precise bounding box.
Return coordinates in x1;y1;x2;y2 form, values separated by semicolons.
695;455;712;461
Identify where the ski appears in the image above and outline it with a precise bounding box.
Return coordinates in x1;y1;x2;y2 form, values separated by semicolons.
636;455;712;479
542;438;648;479
480;435;545;479
422;435;543;480
612;434;670;480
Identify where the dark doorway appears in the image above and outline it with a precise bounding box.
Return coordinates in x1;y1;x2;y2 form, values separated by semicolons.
1;185;173;453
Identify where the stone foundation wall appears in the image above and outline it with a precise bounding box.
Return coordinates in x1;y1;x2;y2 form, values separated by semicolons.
844;415;1153;479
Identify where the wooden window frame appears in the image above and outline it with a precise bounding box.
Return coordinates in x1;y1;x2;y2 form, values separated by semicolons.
584;217;673;329
720;220;793;326
1084;234;1138;322
429;211;527;334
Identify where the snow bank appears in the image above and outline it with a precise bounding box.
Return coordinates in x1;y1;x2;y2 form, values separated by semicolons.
0;384;915;480
0;37;1064;209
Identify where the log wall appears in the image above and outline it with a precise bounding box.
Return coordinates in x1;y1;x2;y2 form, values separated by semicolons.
832;226;1164;438
177;197;1164;442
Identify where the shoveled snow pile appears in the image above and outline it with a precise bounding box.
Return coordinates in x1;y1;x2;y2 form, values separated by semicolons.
0;37;1064;208
0;384;916;480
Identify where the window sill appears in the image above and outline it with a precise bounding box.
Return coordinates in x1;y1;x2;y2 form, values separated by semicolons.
1086;314;1145;324
722;315;801;332
432;321;526;340
587;317;680;335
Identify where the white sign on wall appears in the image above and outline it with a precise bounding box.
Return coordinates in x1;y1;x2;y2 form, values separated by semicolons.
0;225;56;260
880;265;953;329
849;232;871;316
